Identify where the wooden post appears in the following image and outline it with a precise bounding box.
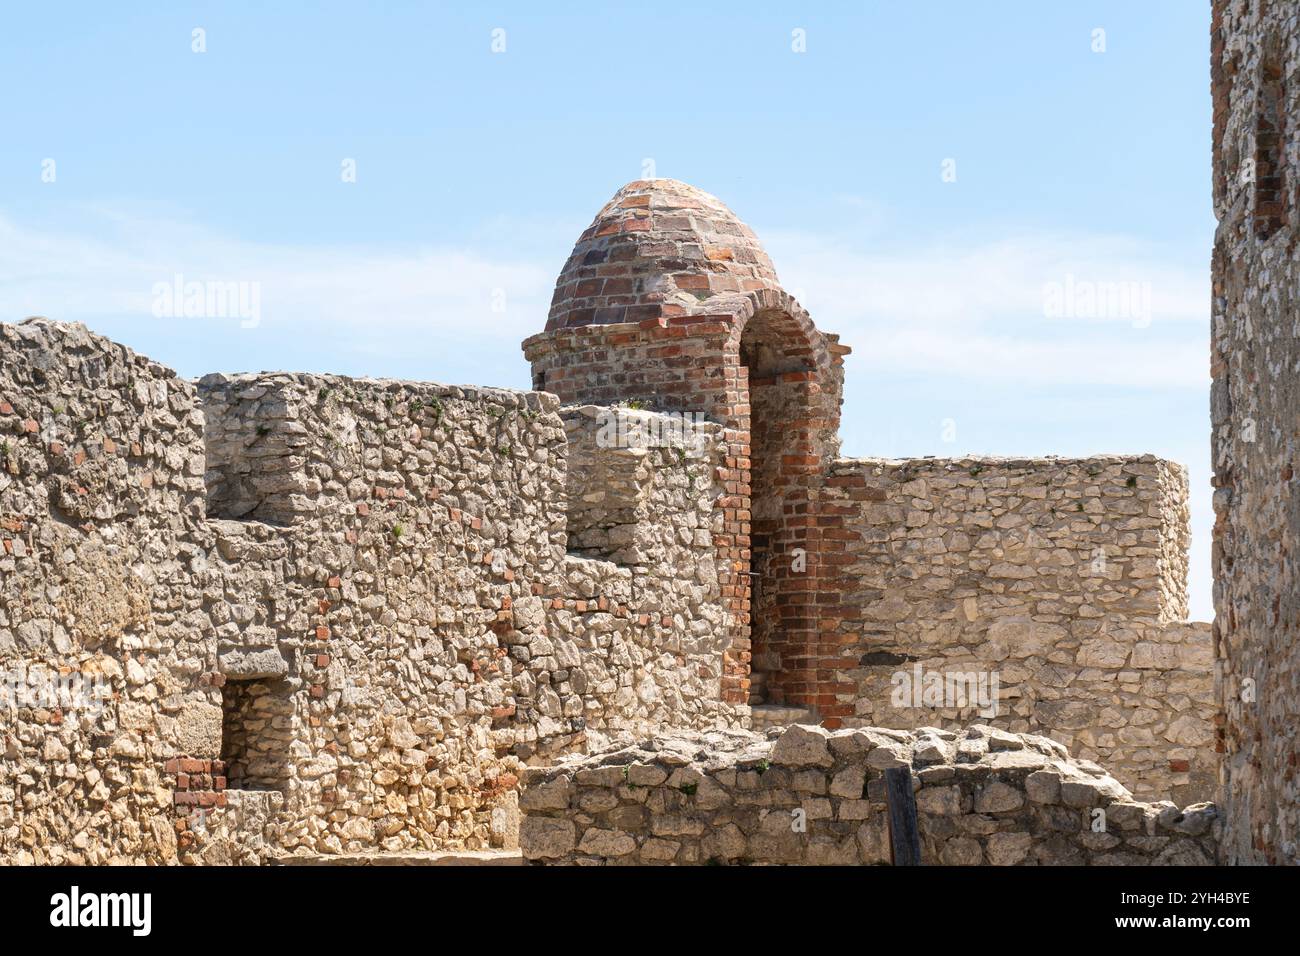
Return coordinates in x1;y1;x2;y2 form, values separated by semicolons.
884;766;921;865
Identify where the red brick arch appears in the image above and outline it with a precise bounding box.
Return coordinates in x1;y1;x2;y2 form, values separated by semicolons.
705;291;845;710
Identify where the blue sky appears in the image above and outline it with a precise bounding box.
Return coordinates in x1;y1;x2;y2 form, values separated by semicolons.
0;1;1213;617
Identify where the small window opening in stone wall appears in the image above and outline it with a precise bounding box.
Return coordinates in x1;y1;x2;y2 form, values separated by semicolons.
1253;53;1289;239
220;678;292;792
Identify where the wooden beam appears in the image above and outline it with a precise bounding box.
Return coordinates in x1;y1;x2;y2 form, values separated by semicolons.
884;766;922;865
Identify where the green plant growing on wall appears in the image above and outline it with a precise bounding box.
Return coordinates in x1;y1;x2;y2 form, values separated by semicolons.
427;396;444;427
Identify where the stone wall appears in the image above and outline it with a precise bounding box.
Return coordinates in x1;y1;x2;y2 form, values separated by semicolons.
0;157;1228;865
546;405;736;742
196;372;742;857
197;369;570;859
814;455;1212;805
0;319;213;864
1210;0;1300;865
0;318;741;864
518;724;1218;865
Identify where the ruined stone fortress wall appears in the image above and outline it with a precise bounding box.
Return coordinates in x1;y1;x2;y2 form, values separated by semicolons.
0;320;214;863
2;175;1219;865
820;455;1213;805
1211;0;1300;866
0;318;738;863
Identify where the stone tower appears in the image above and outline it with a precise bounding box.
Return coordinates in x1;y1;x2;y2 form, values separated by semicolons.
1210;0;1300;865
523;179;852;713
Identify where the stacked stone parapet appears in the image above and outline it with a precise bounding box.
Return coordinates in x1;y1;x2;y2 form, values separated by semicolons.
518;724;1218;866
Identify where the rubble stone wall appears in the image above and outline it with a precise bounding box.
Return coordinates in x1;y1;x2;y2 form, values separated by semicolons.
1210;0;1300;865
553;406;735;739
194;369;574;860
196;373;742;859
0;318;740;864
817;455;1213;805
0;319;213;864
518;725;1218;865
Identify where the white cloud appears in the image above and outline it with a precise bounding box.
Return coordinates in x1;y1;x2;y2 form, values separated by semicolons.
764;228;1209;388
0;209;554;347
0;208;1208;390
850;327;1206;388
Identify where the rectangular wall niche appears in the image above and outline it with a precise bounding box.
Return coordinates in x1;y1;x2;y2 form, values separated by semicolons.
562;411;653;565
220;678;292;792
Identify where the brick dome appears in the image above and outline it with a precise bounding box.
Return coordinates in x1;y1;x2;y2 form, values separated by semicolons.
546;179;783;331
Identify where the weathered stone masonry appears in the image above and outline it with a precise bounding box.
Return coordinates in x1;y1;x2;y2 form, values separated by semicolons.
2;175;1216;864
1211;0;1300;866
519;725;1218;866
0;320;738;863
824;455;1211;805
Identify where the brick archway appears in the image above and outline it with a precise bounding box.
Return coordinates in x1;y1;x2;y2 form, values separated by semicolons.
718;292;845;711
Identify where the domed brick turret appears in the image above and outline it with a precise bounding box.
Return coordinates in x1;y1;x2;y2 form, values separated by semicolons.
525;178;851;719
546;179;783;331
